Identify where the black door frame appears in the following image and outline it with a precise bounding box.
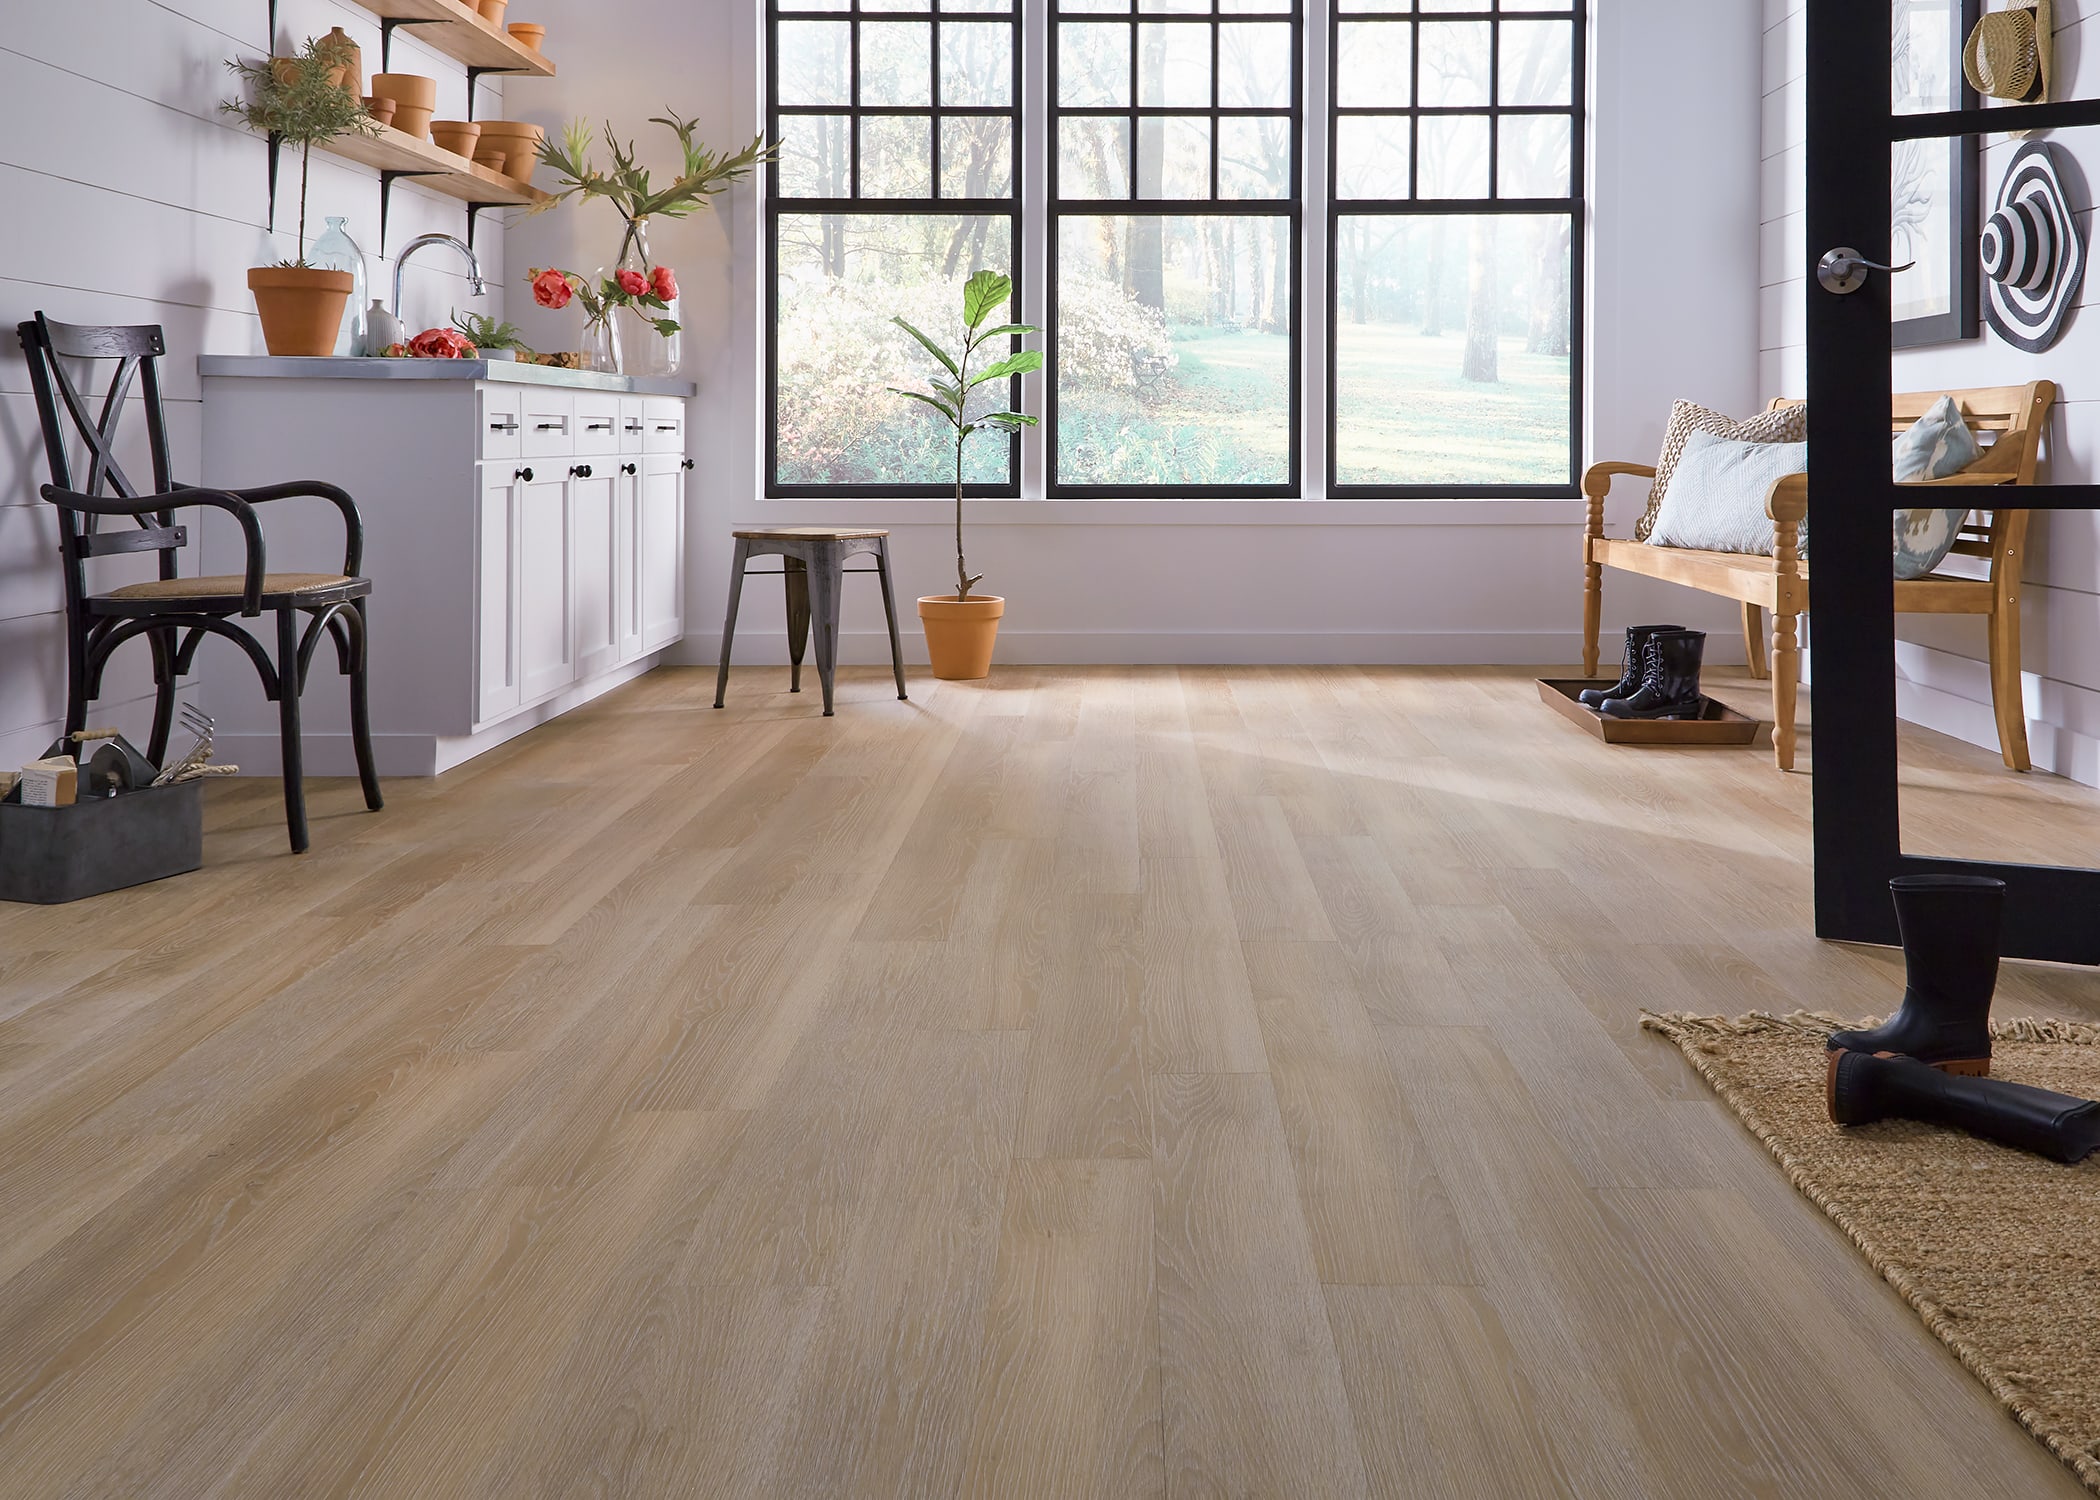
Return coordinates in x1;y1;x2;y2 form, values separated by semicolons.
1806;0;2100;964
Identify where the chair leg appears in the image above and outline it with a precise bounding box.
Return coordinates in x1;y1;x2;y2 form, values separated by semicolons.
349;600;383;810
147;627;178;766
784;557;811;694
714;539;750;709
1772;608;1800;772
275;607;309;853
64;621;91;740
876;540;908;701
1741;602;1769;681
810;547;842;717
1988;599;2031;772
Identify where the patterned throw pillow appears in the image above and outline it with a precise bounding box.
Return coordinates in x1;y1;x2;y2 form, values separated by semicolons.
1636;399;1808;542
1647;430;1810;555
1891;395;1981;580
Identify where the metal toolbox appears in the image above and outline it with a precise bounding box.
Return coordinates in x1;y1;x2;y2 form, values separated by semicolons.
0;779;205;904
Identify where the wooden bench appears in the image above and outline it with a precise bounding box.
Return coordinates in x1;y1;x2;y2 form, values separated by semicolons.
1581;381;2055;773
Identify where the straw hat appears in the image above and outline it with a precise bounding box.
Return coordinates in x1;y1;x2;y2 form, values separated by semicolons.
1981;141;2085;352
1963;1;2051;106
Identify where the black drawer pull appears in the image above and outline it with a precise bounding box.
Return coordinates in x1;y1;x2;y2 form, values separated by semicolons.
681;458;695;471
535;421;566;431
514;466;534;481
488;418;519;432
624;421;644;433
621;462;637;475
656;423;679;431
586;420;613;431
570;463;593;479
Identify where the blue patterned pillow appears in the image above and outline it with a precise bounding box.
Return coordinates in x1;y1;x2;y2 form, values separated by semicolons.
1891;396;1980;579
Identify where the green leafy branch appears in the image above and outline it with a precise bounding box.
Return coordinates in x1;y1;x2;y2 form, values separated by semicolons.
530;110;776;222
221;36;376;265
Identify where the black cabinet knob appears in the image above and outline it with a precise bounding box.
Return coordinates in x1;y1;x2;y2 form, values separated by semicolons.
570;463;593;478
514;466;533;481
621;462;637;476
681;458;695;471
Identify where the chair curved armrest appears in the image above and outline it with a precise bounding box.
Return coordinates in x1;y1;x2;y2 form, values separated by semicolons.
1764;471;1808;523
46;482;269;616
174;479;363;577
1581;461;1657;497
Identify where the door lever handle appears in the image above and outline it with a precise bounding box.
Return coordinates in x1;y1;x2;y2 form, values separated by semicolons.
1817;246;1916;295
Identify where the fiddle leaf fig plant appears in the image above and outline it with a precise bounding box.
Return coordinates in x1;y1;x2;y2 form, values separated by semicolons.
890;270;1040;602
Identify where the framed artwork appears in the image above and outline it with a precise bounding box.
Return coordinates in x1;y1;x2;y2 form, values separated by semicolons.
1890;0;1980;346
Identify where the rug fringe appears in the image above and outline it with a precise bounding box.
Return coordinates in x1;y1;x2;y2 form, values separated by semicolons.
1643;1013;2100;1494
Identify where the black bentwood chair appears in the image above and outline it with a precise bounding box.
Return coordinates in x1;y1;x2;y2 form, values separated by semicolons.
18;314;382;853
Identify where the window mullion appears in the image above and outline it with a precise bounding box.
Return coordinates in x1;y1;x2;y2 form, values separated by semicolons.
1022;0;1050;501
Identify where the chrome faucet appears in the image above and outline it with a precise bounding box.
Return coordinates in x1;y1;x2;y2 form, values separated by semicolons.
392;233;487;319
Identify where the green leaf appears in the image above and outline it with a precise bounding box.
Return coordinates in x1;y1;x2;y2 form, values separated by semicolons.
961;270;1012;330
967;350;1044;387
973;323;1038;340
889;388;960;424
983;412;1038;429
650;318;681;337
892;316;960;379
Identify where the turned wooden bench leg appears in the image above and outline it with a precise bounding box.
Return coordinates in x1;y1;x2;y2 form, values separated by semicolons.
1771;609;1799;771
1741;601;1768;680
1989;597;2031;772
1581;547;1603;677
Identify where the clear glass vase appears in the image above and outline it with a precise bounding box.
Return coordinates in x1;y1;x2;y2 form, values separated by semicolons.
581;313;622;374
613;217;681;378
307;216;368;356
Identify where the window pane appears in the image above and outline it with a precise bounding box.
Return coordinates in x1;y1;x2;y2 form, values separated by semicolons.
1138;23;1212;107
1060;23;1132;106
1060;0;1130;13
1218;24;1292;107
861;22;932;106
1498;115;1570;198
942;22;1013;105
941;0;1009;11
1417;21;1489;107
864;0;929;13
1061;116;1132;196
1417;113;1488;197
1057;215;1293;486
1499;21;1572;106
778;113;851;196
1137;115;1211;196
861;115;931;195
942;115;1013;196
1336;23;1410;107
1218;116;1291;199
778;21;852;106
1333;213;1571;486
1335;115;1410;198
776;213;1016;486
1138;0;1207;13
1337;0;1409;10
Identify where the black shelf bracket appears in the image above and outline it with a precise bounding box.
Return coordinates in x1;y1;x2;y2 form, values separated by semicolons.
465;201;495;256
463;65;535;122
266;132;281;235
378;169;447;258
379;16;449;73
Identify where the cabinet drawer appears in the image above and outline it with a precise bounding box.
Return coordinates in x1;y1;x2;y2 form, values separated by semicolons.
480;386;523;462
619;398;646;453
521;392;578;457
575;393;621;456
643;398;685;454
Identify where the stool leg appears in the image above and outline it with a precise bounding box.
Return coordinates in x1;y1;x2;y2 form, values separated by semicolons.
784;557;811;693
876;540;908;701
714;539;750;709
811;545;841;717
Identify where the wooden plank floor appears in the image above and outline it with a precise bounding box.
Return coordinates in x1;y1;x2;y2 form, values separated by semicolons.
2;664;2096;1498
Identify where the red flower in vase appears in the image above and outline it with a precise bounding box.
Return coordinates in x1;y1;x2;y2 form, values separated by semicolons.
650;265;678;302
530;268;574;310
614;268;649;298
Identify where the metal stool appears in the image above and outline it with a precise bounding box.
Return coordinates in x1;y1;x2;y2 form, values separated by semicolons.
713;527;908;716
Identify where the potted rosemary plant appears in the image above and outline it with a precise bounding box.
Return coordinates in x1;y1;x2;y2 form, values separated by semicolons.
223;36;377;356
890;269;1040;680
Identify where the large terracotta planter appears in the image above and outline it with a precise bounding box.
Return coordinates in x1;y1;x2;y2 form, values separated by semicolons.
918;594;1004;680
247;267;355;356
476;121;545;184
368;73;436;140
430;120;481;158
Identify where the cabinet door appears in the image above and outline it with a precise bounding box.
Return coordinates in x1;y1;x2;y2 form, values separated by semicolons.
617;462;645;662
639;455;685;653
518;471;575;702
571;467;620;680
476;466;521;723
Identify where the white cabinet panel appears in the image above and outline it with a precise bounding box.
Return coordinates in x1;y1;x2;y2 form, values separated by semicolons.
571;468;620;680
521;391;576;457
575;393;620;455
518;472;574;702
640;454;685;653
476;465;520;723
619;398;646;453
643;398;685;454
617;460;645;662
480;386;522;462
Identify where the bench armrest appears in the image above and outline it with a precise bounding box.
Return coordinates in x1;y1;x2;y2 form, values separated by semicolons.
1897;471;2016;488
1580;462;1657;539
1765;473;1806;571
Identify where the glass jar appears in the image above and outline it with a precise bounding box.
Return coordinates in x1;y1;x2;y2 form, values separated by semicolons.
581;312;622;374
307;217;368;356
613;217;681;377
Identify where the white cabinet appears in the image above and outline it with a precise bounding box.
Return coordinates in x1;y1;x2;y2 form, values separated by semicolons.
477;465;521;721
640;452;687;653
571;464;621;680
517;471;574;703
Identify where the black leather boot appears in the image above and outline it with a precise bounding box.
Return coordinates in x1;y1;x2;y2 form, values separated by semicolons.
1827;1049;2100;1164
1826;874;2003;1074
1580;624;1685;707
1599;629;1706;719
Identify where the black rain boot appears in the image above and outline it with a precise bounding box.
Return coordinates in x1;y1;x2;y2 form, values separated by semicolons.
1827;1049;2100;1164
1580;624;1685;707
1826;874;2003;1074
1599;629;1706;719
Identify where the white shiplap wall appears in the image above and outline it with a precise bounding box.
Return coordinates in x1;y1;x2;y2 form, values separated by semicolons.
1760;0;2100;787
0;0;510;770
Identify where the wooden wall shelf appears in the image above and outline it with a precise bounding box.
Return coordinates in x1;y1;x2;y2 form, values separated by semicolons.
320;121;550;208
342;0;555;77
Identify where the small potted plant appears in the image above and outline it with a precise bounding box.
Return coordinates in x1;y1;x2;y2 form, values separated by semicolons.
890;269;1040;681
451;311;534;361
223;36;377;356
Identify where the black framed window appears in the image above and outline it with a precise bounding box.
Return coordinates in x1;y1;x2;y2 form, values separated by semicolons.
768;0;1024;494
1049;0;1302;494
1328;1;1583;496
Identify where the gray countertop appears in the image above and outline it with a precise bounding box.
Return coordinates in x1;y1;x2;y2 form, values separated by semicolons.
198;355;696;399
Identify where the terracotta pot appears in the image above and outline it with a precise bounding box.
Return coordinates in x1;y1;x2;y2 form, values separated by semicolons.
507;22;547;52
476;121;545;182
369;73;436;140
472;148;508;176
247;267;355;357
430;120;481;158
477;0;510;25
273;56;348;91
917;595;1005;680
361;95;397;128
320;27;362;97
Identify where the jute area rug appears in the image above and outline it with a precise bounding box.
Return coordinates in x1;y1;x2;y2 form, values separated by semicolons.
1641;1010;2100;1494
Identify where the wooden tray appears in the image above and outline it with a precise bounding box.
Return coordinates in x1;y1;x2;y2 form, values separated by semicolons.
1537;679;1765;747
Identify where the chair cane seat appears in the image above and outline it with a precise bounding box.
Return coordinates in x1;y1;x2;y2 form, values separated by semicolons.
98;572;364;604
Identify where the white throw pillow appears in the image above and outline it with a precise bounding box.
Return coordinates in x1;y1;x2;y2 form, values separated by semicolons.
1645;429;1809;555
